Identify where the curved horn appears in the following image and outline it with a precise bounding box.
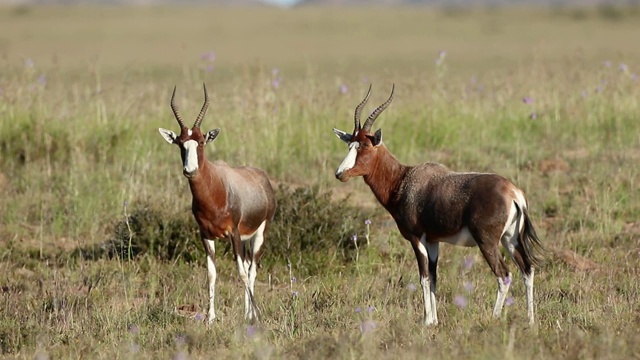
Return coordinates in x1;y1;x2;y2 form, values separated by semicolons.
193;83;210;129
362;84;395;132
354;84;372;132
170;86;187;129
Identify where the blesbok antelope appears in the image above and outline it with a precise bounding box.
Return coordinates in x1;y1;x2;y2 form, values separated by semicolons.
332;85;545;325
158;84;276;323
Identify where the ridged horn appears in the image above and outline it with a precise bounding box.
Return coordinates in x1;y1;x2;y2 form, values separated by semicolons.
193;83;210;129
362;84;395;132
170;86;187;129
354;84;372;132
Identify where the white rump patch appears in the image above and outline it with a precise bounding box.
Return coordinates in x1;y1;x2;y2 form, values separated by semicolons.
183;139;199;174
436;227;476;247
336;142;359;176
500;201;521;258
241;220;266;244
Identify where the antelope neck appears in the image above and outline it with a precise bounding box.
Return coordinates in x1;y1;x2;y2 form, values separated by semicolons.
187;161;225;200
363;145;409;207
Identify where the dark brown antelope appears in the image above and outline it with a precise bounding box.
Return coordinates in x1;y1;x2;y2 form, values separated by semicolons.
332;85;545;325
159;84;276;323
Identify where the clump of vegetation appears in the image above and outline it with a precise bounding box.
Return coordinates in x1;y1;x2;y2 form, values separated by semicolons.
101;185;373;276
266;185;375;273
104;201;201;262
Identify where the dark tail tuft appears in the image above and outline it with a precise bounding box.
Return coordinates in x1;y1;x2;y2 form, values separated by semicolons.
515;202;547;268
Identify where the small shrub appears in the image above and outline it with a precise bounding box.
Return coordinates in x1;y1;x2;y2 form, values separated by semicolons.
91;185;372;275
265;185;374;275
105;202;201;262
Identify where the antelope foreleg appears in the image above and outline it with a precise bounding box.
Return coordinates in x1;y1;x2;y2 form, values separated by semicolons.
424;239;439;326
412;237;437;326
202;239;217;324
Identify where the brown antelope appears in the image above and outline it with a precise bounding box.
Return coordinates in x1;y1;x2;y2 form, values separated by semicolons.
332;85;545;325
159;84;276;323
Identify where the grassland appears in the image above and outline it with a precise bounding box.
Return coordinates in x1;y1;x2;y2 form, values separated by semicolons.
1;4;639;359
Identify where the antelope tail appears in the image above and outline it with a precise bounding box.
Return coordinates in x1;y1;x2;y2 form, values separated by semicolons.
515;202;546;267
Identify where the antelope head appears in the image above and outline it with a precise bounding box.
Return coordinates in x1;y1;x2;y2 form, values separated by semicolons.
158;84;220;178
332;84;394;182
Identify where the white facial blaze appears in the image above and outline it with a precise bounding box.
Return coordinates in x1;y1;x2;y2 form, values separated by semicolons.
336;142;359;176
183;140;199;174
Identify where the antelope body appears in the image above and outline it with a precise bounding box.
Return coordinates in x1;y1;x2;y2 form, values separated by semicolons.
333;85;544;325
159;85;276;323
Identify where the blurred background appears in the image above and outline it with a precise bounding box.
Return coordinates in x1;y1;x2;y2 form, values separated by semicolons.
0;1;639;358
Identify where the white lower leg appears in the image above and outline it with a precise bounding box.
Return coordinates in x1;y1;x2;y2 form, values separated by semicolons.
247;259;259;321
493;274;512;318
524;268;535;325
429;280;438;325
247;222;265;321
421;276;435;325
206;241;217;324
236;256;252;320
424;240;439;326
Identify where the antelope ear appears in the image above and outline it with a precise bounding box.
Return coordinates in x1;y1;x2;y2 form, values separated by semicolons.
368;128;383;146
205;128;221;144
158;128;177;144
333;128;352;144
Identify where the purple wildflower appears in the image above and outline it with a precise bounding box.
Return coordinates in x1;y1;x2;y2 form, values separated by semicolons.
340;84;348;94
522;96;534;105
462;256;475;271
530;112;538;120
631;73;638;81
364;219;372;225
205;64;214;72
367;306;375;313
194;313;205;321
352;234;358;243
453;295;468;309
505;297;515;306
435;50;447;66
292;291;299;297
175;334;186;346
271;78;280;89
246;325;259;339
619;63;629;73
407;283;417;292
360;319;377;334
291;276;297;283
503;276;512;286
463;281;474;292
603;60;612;68
37;74;46;86
355;306;362;313
201;51;215;62
173;351;188;360
128;324;139;334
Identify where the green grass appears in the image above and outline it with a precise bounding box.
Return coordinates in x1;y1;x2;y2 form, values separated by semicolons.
1;4;640;359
